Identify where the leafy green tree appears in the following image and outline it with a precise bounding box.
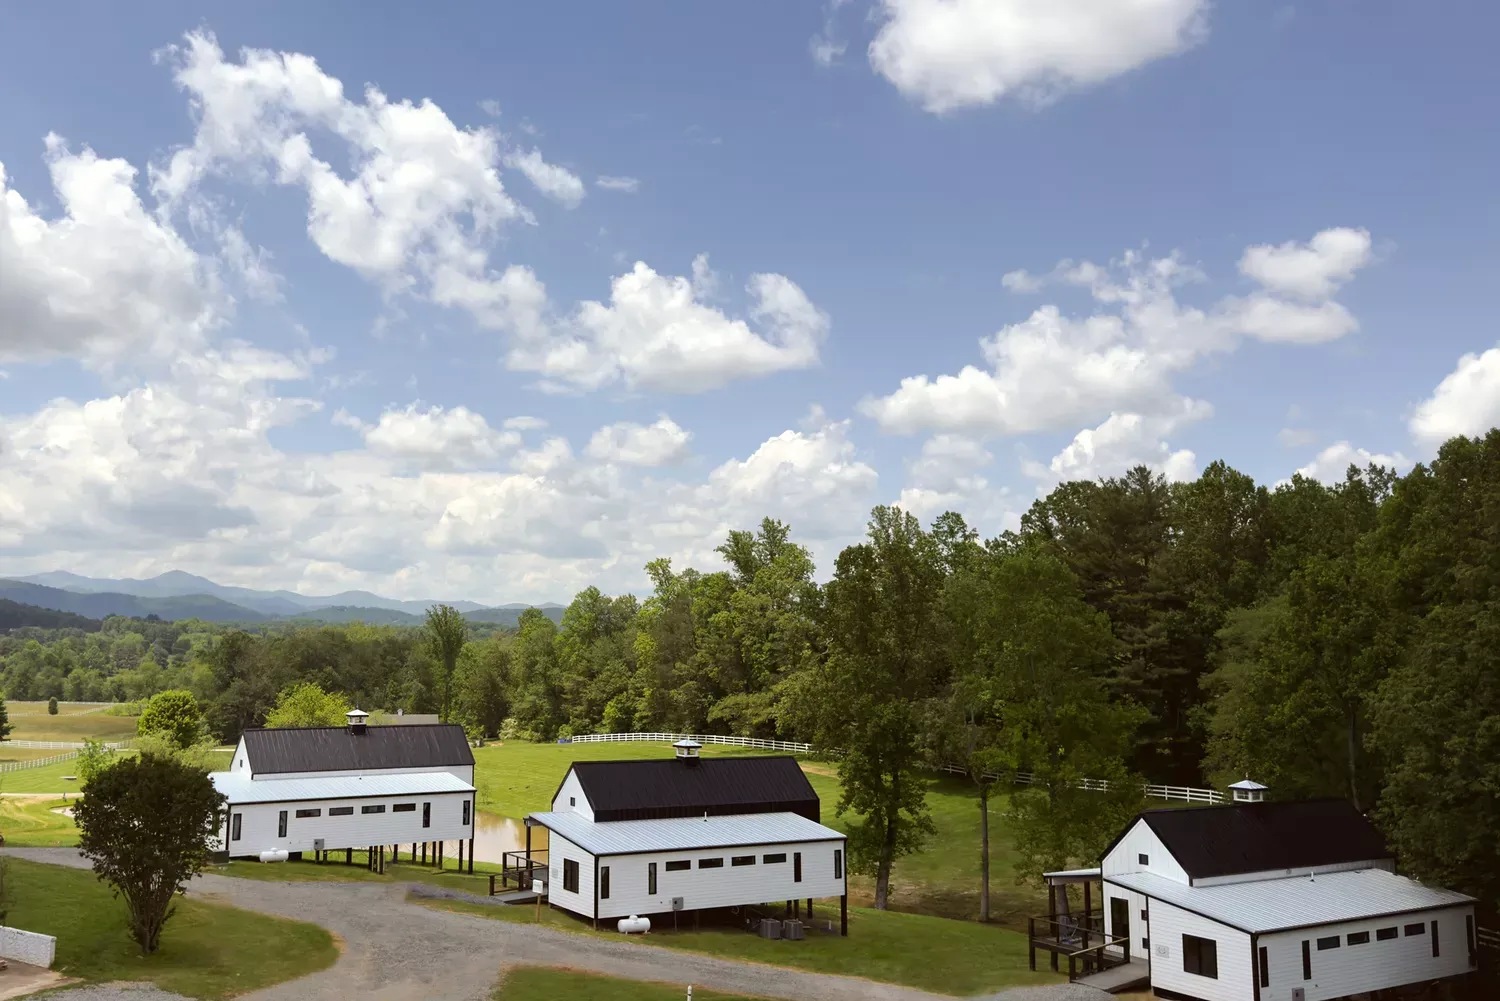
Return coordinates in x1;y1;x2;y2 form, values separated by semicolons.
136;690;203;750
790;506;947;909
48;696;59;715
75;753;226;953
0;699;10;740
264;681;352;728
424;604;468;723
76;737;117;785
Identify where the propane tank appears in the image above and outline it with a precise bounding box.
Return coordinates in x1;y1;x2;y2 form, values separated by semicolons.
258;850;289;863
617;914;652;934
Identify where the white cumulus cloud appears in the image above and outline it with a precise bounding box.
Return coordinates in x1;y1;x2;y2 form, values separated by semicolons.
1238;227;1373;301
505;148;586;208
586;418;692;467
1291;442;1411;485
354;404;521;469
1409;346;1500;446
1025;401;1210;486
595;175;640;193
868;0;1208;113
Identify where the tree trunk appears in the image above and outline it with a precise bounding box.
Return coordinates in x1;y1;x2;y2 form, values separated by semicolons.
1346;704;1361;811
875;808;898;910
978;782;991;923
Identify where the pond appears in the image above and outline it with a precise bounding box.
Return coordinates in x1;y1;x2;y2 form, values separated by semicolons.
434;812;548;865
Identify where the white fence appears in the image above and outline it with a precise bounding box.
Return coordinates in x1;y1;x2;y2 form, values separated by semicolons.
574;732;1223;804
0;926;56;968
0;750;78;775
3;739;134;750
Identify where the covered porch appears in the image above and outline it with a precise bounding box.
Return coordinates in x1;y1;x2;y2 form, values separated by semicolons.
1028;867;1135;985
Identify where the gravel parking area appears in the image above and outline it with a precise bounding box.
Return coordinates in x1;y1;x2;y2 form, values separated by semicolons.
36;986;192;1001
11;848;1101;1001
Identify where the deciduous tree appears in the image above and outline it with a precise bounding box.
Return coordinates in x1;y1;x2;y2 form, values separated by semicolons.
264;681;352;728
136;689;202;750
424;604;468;724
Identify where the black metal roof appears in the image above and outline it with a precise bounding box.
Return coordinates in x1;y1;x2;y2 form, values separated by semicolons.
1116;798;1393;880
241;724;474;775
565;755;820;823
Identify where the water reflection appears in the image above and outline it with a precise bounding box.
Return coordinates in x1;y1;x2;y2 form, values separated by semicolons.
434;813;548;865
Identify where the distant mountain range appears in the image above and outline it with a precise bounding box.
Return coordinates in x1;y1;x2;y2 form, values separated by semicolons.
0;572;564;627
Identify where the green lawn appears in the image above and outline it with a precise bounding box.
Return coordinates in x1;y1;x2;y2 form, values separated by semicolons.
0;795;79;846
8;710;140;742
494;967;772;1000
425;894;1056;997
5;856;338;998
219;852;503;893
5;701;115;716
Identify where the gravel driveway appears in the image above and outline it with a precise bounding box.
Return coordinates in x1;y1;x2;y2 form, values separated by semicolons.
10;848;1102;1001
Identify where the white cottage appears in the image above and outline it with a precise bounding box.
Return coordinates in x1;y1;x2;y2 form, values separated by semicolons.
526;740;849;933
1091;783;1478;1000
210;710;478;869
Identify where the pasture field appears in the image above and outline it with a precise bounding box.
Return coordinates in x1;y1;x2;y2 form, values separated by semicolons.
8;710;139;742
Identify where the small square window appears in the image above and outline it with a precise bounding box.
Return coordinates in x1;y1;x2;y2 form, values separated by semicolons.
698;857;724;869
569;797;576;806
1376;927;1398;941
1182;934;1218;979
1138;853;1150;865
1141;909;1148;921
1405;923;1426;937
1317;936;1341;951
1348;931;1370;946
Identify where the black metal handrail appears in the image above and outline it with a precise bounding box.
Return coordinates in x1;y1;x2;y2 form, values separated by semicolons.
499;849;548;890
1065;934;1132;982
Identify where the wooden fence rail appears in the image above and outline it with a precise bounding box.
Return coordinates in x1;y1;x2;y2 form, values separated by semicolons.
572;732;1224;804
0;750;79;775
3;739;135;750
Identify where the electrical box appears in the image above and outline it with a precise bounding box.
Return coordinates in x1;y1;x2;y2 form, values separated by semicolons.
1292;989;1305;1001
314;839;325;852
672;897;685;911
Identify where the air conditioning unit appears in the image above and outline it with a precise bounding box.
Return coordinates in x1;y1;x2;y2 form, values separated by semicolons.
759;918;782;939
782;919;805;941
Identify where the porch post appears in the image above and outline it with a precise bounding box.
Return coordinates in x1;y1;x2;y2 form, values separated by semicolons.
468;835;475;874
840;893;847;937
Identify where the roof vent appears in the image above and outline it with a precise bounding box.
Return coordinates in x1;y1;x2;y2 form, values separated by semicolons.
346;708;370;735
673;739;702;767
1229;777;1267;803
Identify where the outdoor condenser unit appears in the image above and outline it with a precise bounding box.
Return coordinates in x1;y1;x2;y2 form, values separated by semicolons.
781;919;805;941
759;918;781;940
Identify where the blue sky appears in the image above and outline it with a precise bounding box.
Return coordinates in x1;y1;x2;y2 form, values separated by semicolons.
1;1;1497;602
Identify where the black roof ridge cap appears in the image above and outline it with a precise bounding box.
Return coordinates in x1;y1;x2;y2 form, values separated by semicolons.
244;722;463;733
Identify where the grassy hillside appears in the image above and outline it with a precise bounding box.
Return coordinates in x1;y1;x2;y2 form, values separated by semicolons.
10;710;139;742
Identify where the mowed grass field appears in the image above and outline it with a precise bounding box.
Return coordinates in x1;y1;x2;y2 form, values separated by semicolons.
8;709;139;742
493;968;772;1000
0;795;79;846
0;749;232;794
470;740;1051;927
6;700;115;715
7;857;338;998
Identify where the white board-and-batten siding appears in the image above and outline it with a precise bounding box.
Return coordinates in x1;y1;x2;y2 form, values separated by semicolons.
551;769;594;819
548;838;845;922
214;791;472;855
1144;897;1254;1001
1259;906;1476;1001
1102;818;1189;884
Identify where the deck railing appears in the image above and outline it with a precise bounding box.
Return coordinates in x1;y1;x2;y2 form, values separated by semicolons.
498;849;549;892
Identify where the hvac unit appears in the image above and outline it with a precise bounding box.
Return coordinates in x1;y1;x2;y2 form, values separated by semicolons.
781;919;805;941
759;918;782;939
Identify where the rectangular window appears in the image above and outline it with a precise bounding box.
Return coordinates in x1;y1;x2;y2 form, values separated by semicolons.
295;808;321;819
834;849;843;880
569;796;576;807
648;862;657;895
1258;946;1269;988
392;803;416;813
463;801;471;826
361;804;386;815
1405;923;1426;936
1302;940;1311;981
1468;915;1477;965
1317;936;1341;951
563;859;579;894
665;860;691;872
732;855;756;867
1377;927;1398;941
1348;931;1370;945
278;810;287;837
698;858;724;869
329;806;353;816
1182;935;1218;979
763;853;787;864
422;802;431;828
1432;920;1440;958
794;851;802;883
1141;910;1148;921
231;813;242;841
601;865;610;899
1138;853;1150;865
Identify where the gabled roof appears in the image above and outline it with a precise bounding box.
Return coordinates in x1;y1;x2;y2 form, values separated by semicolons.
529;809;843;857
241;724;474;776
564;756;820;823
1113;798;1392;880
213;770;474;804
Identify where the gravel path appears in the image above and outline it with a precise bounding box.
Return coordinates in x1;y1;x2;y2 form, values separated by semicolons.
11;848;1098;1001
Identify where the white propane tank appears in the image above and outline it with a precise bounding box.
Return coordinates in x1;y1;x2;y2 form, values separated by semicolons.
258;850;289;864
617;914;651;934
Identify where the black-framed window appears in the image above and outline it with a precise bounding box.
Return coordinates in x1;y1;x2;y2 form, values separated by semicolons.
393;803;416;813
1182;935;1218;979
699;858;724;869
422;802;431;828
648;862;657;895
1432;920;1440;958
1377;927;1398;941
463;801;471;826
665;860;691;872
1317;935;1341;951
1405;923;1426;936
563;858;579;893
1302;940;1311;980
329;806;353;816
362;804;386;815
601;865;610;899
763;853;787;864
295;808;321;818
1348;931;1370;945
231;813;242;841
569;796;576;807
1258;946;1269;988
794;852;802;883
1138;853;1149;865
278;810;287;837
732;855;756;867
834;849;843;880
1468;915;1477;966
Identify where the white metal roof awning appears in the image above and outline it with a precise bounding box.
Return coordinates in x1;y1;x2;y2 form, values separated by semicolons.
211;770;475;805
1106;867;1475;934
527;810;845;857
